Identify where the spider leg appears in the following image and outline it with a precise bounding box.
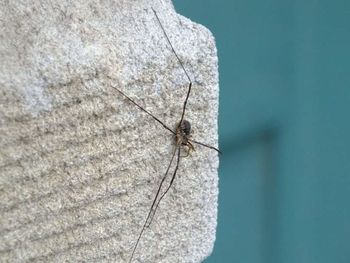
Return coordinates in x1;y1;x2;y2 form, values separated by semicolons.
110;84;176;136
152;8;192;125
189;138;221;154
145;147;181;227
128;146;178;263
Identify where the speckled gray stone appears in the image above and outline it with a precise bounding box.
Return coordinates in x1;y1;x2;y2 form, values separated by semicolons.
0;0;219;262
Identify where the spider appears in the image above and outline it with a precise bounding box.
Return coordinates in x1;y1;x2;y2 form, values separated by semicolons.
110;7;220;262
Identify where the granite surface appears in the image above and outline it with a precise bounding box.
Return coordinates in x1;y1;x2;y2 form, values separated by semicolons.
0;0;219;262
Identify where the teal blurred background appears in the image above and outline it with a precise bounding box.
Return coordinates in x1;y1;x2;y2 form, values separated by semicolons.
173;1;350;263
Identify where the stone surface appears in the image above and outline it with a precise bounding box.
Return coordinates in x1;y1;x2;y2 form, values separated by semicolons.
0;0;219;262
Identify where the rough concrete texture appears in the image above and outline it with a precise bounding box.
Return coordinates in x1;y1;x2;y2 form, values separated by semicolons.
0;0;219;262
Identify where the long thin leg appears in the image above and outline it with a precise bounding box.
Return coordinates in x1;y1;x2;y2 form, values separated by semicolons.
146;147;181;227
190;139;222;154
128;147;178;263
152;8;192;125
152;8;191;84
110;85;176;135
179;82;192;125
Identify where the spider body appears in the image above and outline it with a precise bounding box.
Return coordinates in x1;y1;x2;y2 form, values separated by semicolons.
176;120;194;153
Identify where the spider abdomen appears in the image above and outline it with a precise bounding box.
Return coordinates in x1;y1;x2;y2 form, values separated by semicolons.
180;120;191;136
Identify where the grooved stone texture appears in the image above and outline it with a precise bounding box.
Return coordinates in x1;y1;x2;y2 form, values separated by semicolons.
0;0;219;262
